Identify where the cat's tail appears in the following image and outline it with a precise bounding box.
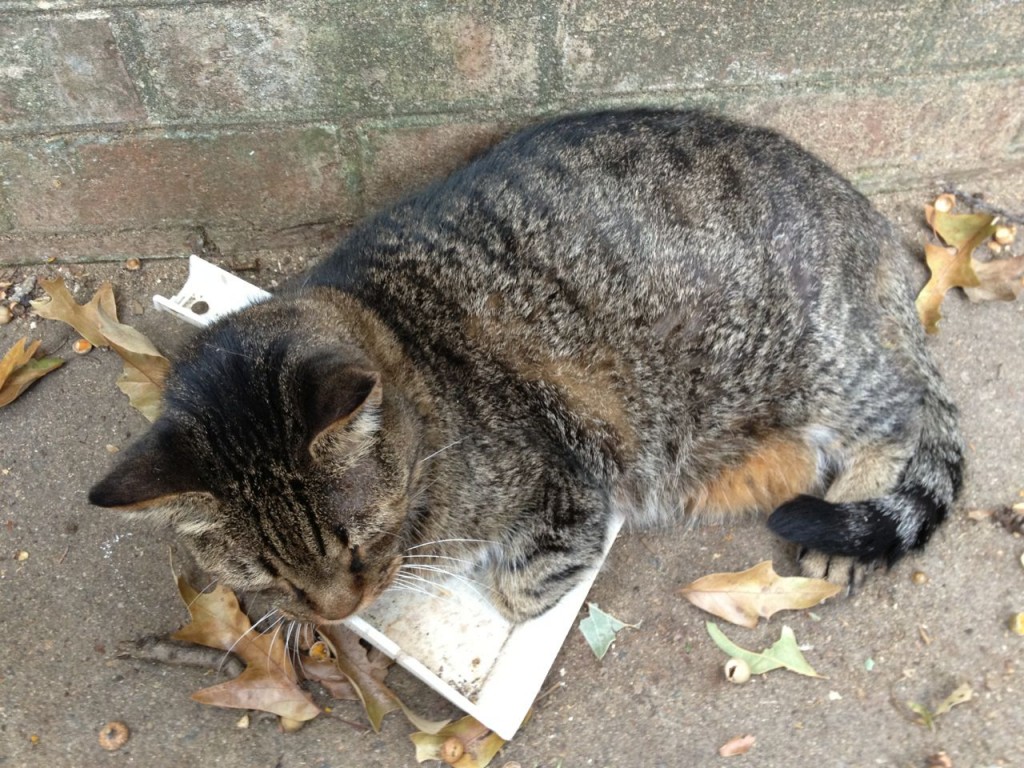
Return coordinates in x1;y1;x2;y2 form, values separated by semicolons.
767;383;964;568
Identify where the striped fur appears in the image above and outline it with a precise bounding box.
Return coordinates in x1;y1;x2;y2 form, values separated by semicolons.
90;109;963;622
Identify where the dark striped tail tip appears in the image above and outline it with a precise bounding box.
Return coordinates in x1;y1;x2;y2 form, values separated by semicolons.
767;494;903;563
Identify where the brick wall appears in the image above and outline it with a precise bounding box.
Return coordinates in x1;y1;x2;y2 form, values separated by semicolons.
1;1;1022;266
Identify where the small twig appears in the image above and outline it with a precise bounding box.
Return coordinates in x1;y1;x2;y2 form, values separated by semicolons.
116;635;245;678
534;679;566;705
321;711;373;732
56;545;69;565
941;187;1024;226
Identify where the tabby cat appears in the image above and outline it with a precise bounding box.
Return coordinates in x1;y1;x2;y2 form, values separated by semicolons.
90;109;963;623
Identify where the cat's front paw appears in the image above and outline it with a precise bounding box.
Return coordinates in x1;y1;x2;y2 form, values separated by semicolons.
489;553;595;623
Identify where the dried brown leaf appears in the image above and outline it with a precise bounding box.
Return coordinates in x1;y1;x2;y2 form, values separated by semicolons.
410;714;518;767
964;255;1024;303
31;278;169;420
31;278;117;347
171;577;320;723
301;657;360;700
317;624;403;732
915;204;1020;333
0;337;63;408
926;205;997;250
916;244;981;334
680;561;841;628
718;734;756;757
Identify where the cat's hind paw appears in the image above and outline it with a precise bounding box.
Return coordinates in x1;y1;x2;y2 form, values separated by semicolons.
794;548;880;591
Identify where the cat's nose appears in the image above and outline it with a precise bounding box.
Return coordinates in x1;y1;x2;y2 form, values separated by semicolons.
307;587;364;622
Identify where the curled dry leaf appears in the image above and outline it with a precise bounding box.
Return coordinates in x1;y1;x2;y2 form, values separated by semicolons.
915;202;1023;333
907;682;973;729
0;337;63;408
917;243;981;334
314;625;449;735
171;577;320;724
315;624;406;732
167;574;446;744
933;682;972;717
718;734;756;757
680;560;841;628
964;255;1024;303
31;278;169;420
411;713;525;768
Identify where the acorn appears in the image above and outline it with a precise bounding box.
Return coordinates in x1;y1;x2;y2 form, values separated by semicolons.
98;721;129;751
441;735;465;764
724;657;751;684
73;338;93;355
994;224;1016;245
933;193;956;213
124;258;142;271
309;641;331;661
911;571;928;586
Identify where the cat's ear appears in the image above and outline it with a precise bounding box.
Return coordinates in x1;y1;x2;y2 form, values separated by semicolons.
305;364;383;456
89;422;207;517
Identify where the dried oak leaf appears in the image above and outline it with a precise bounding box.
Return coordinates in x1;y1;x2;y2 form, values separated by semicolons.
0;337;63;408
966;255;1024;303
171;576;320;724
31;278;169;420
915;203;1022;333
411;713;523;768
680;560;841;628
315;624;446;734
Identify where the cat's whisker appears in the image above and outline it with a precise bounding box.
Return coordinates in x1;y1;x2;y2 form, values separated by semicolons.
392;571;474;606
183;578;220;612
220;608;280;671
285;620;298;671
404;537;497;552
400;563;496;597
389;573;459;602
405;476;442;511
401;553;476;567
285;620;311;679
387;577;456;606
387;583;442;602
417;438;465;466
265;617;286;668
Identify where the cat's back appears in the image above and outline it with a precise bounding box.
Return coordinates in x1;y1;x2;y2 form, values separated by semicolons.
305;109;886;320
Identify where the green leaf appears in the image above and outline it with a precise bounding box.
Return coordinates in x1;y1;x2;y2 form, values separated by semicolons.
928;207;997;250
907;700;935;729
579;603;635;660
705;622;823;678
933;682;972;717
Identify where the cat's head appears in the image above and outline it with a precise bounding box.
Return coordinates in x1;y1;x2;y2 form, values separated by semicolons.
89;299;421;623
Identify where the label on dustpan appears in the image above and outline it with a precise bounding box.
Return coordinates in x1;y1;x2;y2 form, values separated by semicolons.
154;255;622;739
